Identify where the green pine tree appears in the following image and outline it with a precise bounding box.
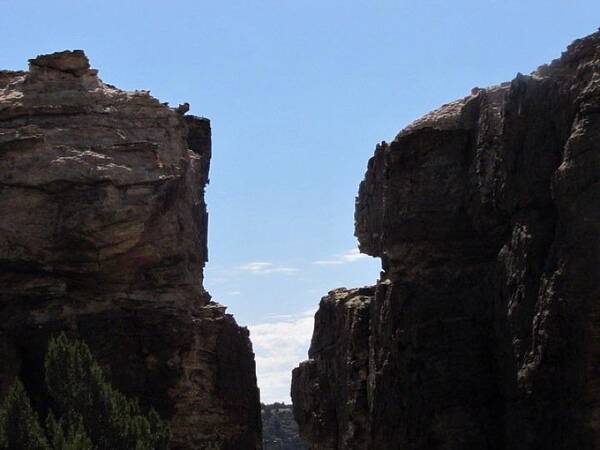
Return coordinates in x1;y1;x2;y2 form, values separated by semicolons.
44;333;170;450
0;379;49;450
0;333;170;450
46;412;93;450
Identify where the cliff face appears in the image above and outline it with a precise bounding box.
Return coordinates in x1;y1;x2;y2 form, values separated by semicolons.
292;31;600;450
0;51;261;449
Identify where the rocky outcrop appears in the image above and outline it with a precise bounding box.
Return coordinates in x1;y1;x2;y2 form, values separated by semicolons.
0;51;261;449
292;31;600;450
292;288;373;450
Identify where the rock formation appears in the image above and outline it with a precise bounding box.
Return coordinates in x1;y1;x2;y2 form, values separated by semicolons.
292;31;600;450
0;51;261;449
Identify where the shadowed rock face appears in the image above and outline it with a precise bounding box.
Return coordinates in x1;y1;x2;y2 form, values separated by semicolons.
0;50;261;450
292;31;600;450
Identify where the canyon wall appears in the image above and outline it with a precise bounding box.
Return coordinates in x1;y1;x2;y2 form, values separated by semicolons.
292;31;600;450
0;51;261;449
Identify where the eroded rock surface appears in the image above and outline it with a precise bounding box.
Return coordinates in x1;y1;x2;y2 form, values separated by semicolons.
293;31;600;450
0;50;261;450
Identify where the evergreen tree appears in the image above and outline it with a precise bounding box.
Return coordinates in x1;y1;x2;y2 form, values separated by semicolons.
0;380;49;450
0;334;170;450
46;412;93;450
44;333;170;450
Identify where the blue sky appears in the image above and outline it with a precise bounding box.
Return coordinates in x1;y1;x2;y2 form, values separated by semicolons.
2;1;599;403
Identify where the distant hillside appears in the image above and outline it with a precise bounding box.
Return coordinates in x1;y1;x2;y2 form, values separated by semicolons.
262;403;307;450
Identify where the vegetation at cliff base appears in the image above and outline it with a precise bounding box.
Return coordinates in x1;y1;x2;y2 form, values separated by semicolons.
262;403;307;450
0;333;169;450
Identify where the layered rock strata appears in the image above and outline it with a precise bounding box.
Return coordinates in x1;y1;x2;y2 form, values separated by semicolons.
292;31;600;450
0;51;261;450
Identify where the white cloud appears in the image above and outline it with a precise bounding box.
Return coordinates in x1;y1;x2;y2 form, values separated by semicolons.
239;261;299;275
312;259;344;266
263;309;316;321
313;248;370;265
227;290;242;296
249;309;316;403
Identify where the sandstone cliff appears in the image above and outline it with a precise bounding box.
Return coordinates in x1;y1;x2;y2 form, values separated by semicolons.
0;51;261;449
292;31;600;450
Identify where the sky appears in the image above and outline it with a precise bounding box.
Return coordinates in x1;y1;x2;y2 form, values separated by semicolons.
2;1;599;403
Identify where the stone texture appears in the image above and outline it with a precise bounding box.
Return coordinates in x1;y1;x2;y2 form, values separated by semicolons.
292;288;373;450
0;50;261;449
293;31;600;450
